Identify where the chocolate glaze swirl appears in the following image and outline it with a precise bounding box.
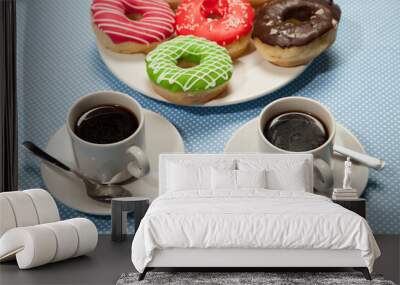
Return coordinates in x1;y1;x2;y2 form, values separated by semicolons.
253;0;341;47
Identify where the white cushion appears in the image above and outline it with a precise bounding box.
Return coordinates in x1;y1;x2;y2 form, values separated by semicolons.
0;189;60;238
42;221;79;262
0;218;97;269
211;169;236;190
237;159;310;192
211;169;268;191
166;160;235;191
167;163;208;191
24;189;60;224
1;192;39;227
268;165;308;191
0;196;17;237
66;218;98;257
159;154;313;195
0;226;57;268
236;169;267;189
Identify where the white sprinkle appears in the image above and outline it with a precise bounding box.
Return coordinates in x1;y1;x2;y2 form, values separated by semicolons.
270;28;278;35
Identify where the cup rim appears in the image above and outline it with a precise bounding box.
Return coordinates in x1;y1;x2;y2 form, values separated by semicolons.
66;90;145;148
257;96;336;154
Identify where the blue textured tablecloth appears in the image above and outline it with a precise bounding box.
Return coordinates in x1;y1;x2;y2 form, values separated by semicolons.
17;0;400;234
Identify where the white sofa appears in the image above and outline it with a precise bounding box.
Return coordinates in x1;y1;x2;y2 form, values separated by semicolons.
0;189;98;269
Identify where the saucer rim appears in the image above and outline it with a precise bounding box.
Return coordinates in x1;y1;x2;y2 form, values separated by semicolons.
41;109;185;216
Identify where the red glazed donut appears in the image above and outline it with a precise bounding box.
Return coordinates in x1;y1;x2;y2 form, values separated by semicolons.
176;0;254;58
91;0;175;54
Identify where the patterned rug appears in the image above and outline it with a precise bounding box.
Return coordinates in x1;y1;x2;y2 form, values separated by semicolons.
117;272;395;285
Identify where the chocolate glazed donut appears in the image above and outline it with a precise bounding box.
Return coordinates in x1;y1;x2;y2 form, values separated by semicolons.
252;0;341;67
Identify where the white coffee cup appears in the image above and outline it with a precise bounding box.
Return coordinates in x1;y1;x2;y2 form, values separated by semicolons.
258;96;335;194
66;91;150;184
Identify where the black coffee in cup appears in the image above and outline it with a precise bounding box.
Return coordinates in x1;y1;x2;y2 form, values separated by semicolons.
74;105;138;144
263;112;328;152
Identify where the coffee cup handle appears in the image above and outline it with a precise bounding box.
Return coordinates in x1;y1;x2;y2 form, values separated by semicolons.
126;146;150;178
313;158;334;195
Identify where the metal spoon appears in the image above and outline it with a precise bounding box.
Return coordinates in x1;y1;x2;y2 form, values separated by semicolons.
23;141;132;203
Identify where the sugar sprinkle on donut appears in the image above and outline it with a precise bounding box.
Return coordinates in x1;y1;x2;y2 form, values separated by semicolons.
175;0;254;47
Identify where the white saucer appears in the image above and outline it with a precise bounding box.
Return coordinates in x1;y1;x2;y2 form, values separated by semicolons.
98;42;307;107
41;110;185;215
224;119;369;196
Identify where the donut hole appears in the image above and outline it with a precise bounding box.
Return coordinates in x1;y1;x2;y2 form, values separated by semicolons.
206;13;223;20
177;57;200;69
283;6;313;24
201;0;226;20
127;13;144;21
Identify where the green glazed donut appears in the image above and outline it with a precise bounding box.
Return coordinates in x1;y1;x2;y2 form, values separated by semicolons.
146;36;233;95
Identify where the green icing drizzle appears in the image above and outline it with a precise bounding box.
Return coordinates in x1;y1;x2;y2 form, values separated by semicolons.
146;36;233;93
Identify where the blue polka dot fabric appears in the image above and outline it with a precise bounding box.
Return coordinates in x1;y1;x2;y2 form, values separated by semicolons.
16;0;400;234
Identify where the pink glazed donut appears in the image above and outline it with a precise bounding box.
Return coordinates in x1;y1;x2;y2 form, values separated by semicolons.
91;0;176;54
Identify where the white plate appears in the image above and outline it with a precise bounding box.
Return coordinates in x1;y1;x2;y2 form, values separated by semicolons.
98;42;307;106
224;119;369;196
41;110;185;215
